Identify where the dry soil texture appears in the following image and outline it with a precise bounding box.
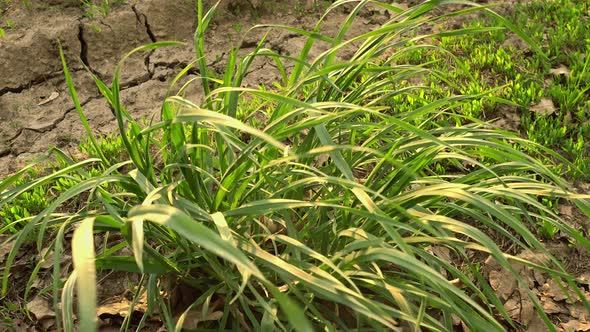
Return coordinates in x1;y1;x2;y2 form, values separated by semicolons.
0;0;388;177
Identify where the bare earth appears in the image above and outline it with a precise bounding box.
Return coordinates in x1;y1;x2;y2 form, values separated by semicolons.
0;0;386;177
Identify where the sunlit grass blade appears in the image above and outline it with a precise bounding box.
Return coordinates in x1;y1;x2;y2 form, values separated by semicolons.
72;218;97;332
61;271;77;332
128;204;265;281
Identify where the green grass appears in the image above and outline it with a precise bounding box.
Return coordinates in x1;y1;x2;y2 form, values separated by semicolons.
80;0;127;18
395;0;590;181
1;0;590;331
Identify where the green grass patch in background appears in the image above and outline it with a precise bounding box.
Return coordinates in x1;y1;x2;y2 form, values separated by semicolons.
395;0;590;180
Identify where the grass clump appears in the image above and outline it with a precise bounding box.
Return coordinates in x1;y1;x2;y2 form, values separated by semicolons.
1;0;590;330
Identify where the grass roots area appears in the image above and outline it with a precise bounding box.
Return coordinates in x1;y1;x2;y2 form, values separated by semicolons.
1;0;590;331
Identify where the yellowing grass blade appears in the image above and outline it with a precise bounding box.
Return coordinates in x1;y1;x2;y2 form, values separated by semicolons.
128;205;265;282
211;212;250;304
211;212;233;242
167;96;288;152
61;271;77;332
72;218;97;332
131;218;144;273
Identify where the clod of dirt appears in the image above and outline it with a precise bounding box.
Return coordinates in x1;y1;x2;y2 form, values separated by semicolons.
132;0;197;41
492;105;521;133
549;65;570;77
0;11;81;93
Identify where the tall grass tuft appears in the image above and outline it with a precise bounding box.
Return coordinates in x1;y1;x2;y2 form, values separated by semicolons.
1;0;589;330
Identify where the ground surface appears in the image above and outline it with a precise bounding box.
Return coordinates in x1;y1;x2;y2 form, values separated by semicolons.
1;0;590;331
0;0;383;177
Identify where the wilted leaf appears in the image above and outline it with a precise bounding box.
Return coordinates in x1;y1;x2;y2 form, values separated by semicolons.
541;279;569;301
96;297;147;318
517;250;551;266
39;247;58;270
503;297;520;318
97;301;129;317
542;297;566;314
27;296;55;321
569;303;590;320
525;313;551;332
559;204;575;219
461;320;471;332
451;313;461;326
530;98;556;116
561;320;590;332
533;269;546;285
521;295;536;324
521;266;536;288
425;245;452;276
489;270;516;301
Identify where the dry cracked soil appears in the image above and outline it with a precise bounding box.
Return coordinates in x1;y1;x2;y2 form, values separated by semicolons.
0;0;388;177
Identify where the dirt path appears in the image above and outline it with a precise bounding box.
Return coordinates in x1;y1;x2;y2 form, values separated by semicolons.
0;0;387;177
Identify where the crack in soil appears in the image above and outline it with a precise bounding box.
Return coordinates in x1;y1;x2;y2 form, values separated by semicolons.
6;96;96;143
4;66;170;158
131;6;158;80
98;19;115;33
151;60;200;73
1;2;333;171
145;53;154;78
0;148;10;158
240;40;260;49
131;5;157;43
119;72;151;89
78;21;95;75
0;71;64;97
269;33;301;55
245;61;267;77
